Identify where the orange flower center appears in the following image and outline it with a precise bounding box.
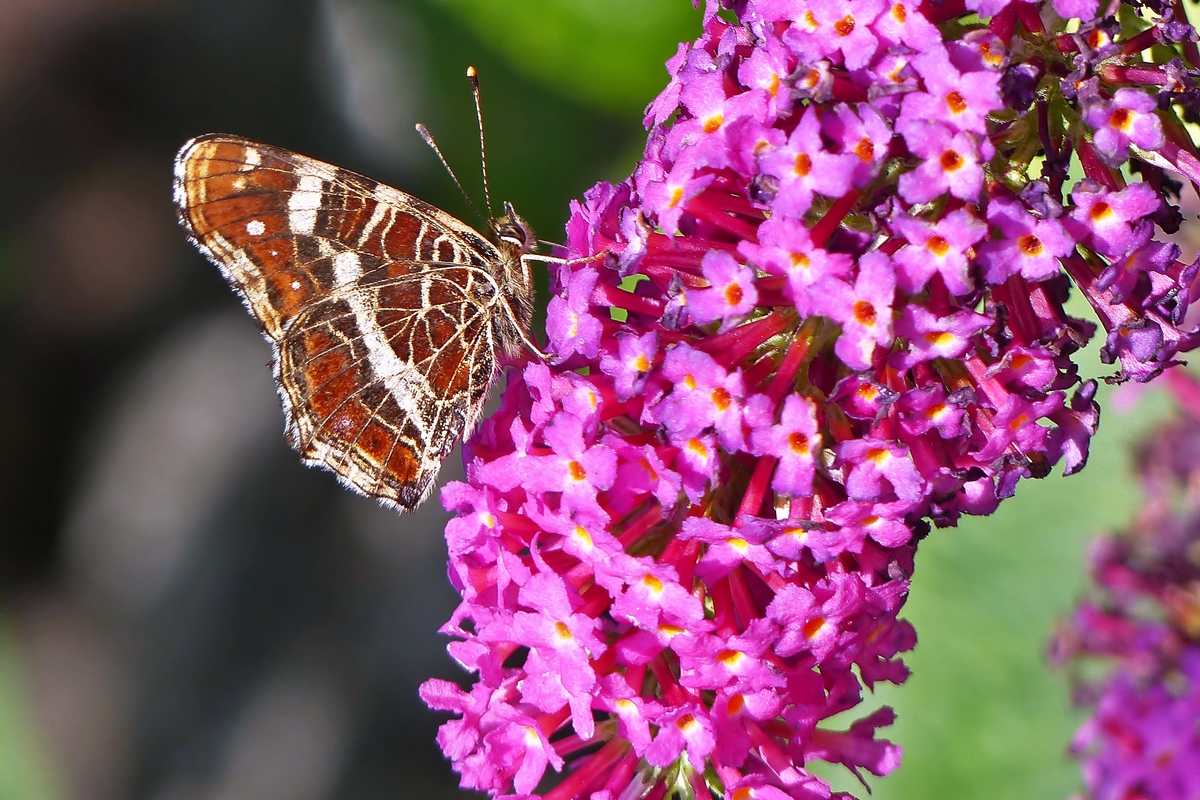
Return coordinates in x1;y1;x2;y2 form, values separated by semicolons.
717;649;742;665
794;152;813;176
1018;234;1044;257
803;616;827;637
639;457;659;481
1109;107;1132;131
724;282;744;306
853;299;877;325
676;713;698;731
1089;201;1114;222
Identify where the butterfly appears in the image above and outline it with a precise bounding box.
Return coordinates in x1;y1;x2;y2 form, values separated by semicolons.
173;69;556;511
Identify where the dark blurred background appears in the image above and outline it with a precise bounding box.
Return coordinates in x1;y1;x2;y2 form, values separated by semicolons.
2;2;1197;799
0;2;698;798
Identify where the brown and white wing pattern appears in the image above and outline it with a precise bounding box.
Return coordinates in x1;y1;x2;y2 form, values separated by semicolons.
174;133;510;509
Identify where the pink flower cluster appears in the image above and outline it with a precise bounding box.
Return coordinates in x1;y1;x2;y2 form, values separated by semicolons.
421;0;1200;797
1051;369;1200;800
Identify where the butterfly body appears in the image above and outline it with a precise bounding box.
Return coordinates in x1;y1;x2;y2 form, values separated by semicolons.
174;133;536;510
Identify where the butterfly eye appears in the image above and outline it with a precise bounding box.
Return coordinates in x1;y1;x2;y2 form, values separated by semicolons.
498;227;525;246
494;217;530;249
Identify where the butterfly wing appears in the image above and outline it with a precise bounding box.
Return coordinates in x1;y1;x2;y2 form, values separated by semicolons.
174;133;507;509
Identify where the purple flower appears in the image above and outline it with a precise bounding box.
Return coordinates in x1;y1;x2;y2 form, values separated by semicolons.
737;30;794;119
688;250;759;329
872;0;941;50
899;49;1002;135
897;123;991;202
1066;181;1161;257
890;305;991;370
739;215;852;316
759;106;857;217
893;208;988;295
678;517;778;583
816;250;896;371
649;343;746;450
826;500;916;548
546;268;603;359
598;330;658;401
609;437;681;514
1085;88;1165;166
747;393;823;497
1052;370;1200;800
1054;0;1099;20
642;148;716;236
422;1;1200;797
837;439;925;503
832;103;893;186
645;704;716;772
788;0;885;70
977;196;1076;283
896;385;970;440
766;575;866;661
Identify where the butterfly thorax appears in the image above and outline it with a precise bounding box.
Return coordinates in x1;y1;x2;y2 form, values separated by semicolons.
490;201;536;351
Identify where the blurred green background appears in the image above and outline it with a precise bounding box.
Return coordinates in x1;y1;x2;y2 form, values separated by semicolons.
0;0;1179;798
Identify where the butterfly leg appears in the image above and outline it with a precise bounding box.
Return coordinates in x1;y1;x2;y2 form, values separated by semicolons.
515;328;555;363
512;251;608;365
521;250;609;269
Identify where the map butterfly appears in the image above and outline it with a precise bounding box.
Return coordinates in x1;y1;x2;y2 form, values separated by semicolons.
173;70;552;511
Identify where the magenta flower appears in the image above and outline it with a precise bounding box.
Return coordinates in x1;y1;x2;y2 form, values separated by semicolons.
897;124;991;202
790;0;885;70
747;393;823;497
898;49;1002;135
690;250;760;329
422;0;1200;797
817;251;896;371
892;208;989;295
1084;87;1165;166
739;216;853;317
1066;181;1162;258
760;106;857;218
977;196;1076;283
1052;370;1200;800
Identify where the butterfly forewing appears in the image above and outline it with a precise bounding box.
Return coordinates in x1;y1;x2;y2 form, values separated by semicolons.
174;133;525;509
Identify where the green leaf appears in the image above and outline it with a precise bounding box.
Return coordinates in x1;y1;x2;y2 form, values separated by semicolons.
421;0;703;113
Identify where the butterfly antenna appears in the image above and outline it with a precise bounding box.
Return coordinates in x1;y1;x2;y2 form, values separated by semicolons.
415;122;486;226
466;66;494;219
